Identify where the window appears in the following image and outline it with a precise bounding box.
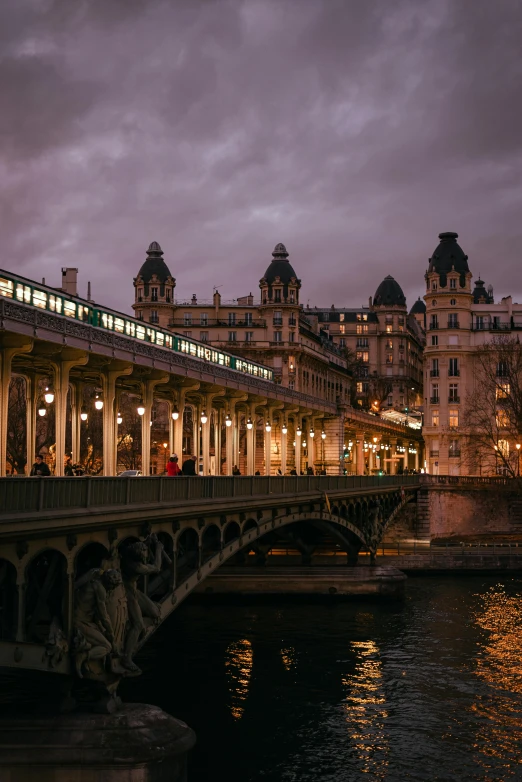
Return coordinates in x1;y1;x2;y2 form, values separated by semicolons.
430;315;438;329
497;361;508;377
151;287;158;301
449;439;460;456
449;383;459;402
356;351;369;362
387;395;393;406
183;330;192;337
340;313;345;322
184;313;192;326
245;331;254;342
273;311;283;325
274;331;282;342
137;287;143;301
386;339;393;349
493;316;501;329
432;282;437;291
289;290;295;303
496;409;510;428
274;289;281;303
431;335;438;346
356;382;363;393
386;325;392;333
339;338;345;347
398;317;404;326
200;313;208;326
288;379;295;390
496;383;510;399
289;331;295;342
449;358;459;376
339;324;345;334
386;353;393;364
450;298;456;305
150;310;158;323
431;410;439;427
448;313;458;327
450;278;457;289
200;331;209;342
356;324;368;334
431;384;439;402
245;312;252;326
228;331;237;342
431;359;439;376
356;313;368;321
356;338;368;347
449;408;459;427
228;313;236;326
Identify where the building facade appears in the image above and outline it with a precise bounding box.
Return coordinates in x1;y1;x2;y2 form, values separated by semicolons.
423;231;522;476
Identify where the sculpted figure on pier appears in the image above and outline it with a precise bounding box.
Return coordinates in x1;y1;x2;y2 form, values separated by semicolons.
120;534;164;674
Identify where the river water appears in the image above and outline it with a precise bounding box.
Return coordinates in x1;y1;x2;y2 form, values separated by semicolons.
123;576;522;782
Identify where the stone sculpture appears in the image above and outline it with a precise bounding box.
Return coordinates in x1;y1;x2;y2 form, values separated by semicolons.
120;534;164;674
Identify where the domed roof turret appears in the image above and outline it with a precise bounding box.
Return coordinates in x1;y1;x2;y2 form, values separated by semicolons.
410;297;426;315
262;243;298;285
428;232;469;286
472;278;493;304
373;275;406;307
137;241;172;283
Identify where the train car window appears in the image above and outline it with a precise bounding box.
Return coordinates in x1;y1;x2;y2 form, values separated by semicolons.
82;307;90;322
16;284;31;303
102;313;114;330
32;289;47;309
114;317;125;333
0;278;14;298
49;295;63;314
156;332;164;346
125;321;136;337
63;300;76;318
165;335;173;348
136;324;146;340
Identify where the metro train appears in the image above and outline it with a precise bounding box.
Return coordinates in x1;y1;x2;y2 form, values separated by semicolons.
0;270;274;382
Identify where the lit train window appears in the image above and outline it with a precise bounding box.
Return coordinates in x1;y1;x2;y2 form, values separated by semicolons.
16;284;31;303
224;355;231;366
165;335;172;348
114;317;124;333
125;321;136;337
102;313;114;329
136;325;146;340
156;331;164;346
49;295;62;313
0;278;14;298
63;300;76;318
81;307;90;321
146;328;156;342
32;289;47;309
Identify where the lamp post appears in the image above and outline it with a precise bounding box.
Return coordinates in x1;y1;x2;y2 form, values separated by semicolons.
516;442;521;477
163;442;168;472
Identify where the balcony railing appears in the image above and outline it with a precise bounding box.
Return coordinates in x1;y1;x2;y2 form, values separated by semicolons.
447;321;460;329
449;450;461;458
448;396;460;403
430;450;439;457
273;318;283;326
430;396;440;404
168;318;266;328
448;370;460;377
429;323;439;330
430;369;440;377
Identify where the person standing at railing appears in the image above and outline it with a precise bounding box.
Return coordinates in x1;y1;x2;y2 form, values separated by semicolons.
30;454;51;476
166;455;182;477
182;455;197;476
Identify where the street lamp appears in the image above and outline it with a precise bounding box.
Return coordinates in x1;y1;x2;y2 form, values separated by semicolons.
44;386;54;404
246;418;253;430
94;393;103;410
516;442;521;476
265;422;272;433
38;402;46;417
80;406;88;422
282;423;288;435
296;425;302;437
117;412;122;425
171;407;179;420
309;429;315;438
225;414;232;427
137;400;145;416
321;431;326;440
200;411;208;424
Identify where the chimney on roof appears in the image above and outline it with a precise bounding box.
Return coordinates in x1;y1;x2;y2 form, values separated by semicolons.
61;268;78;297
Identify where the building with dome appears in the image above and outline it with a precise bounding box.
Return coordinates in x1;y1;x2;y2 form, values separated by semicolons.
423;231;522;476
304;275;424;416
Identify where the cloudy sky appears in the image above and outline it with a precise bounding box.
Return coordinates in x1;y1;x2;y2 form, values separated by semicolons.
1;0;521;313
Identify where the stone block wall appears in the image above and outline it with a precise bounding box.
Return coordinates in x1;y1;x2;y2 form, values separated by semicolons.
425;486;522;539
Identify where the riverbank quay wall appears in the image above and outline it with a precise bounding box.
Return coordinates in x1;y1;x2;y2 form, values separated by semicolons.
417;476;522;540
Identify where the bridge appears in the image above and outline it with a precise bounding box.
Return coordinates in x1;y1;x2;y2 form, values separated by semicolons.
0;474;419;700
0;295;423;477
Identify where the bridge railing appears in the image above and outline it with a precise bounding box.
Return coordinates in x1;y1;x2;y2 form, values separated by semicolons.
0;475;420;515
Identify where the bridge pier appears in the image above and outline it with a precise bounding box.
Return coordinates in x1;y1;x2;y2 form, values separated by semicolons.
0;704;196;782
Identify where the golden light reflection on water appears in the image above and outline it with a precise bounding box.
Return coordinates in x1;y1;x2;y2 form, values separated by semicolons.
471;584;522;777
281;646;296;672
342;640;389;778
224;639;253;720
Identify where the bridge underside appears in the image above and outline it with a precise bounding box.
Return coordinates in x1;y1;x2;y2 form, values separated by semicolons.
0;483;417;679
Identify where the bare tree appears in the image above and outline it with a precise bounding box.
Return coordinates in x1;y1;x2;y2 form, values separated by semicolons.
461;336;522;476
